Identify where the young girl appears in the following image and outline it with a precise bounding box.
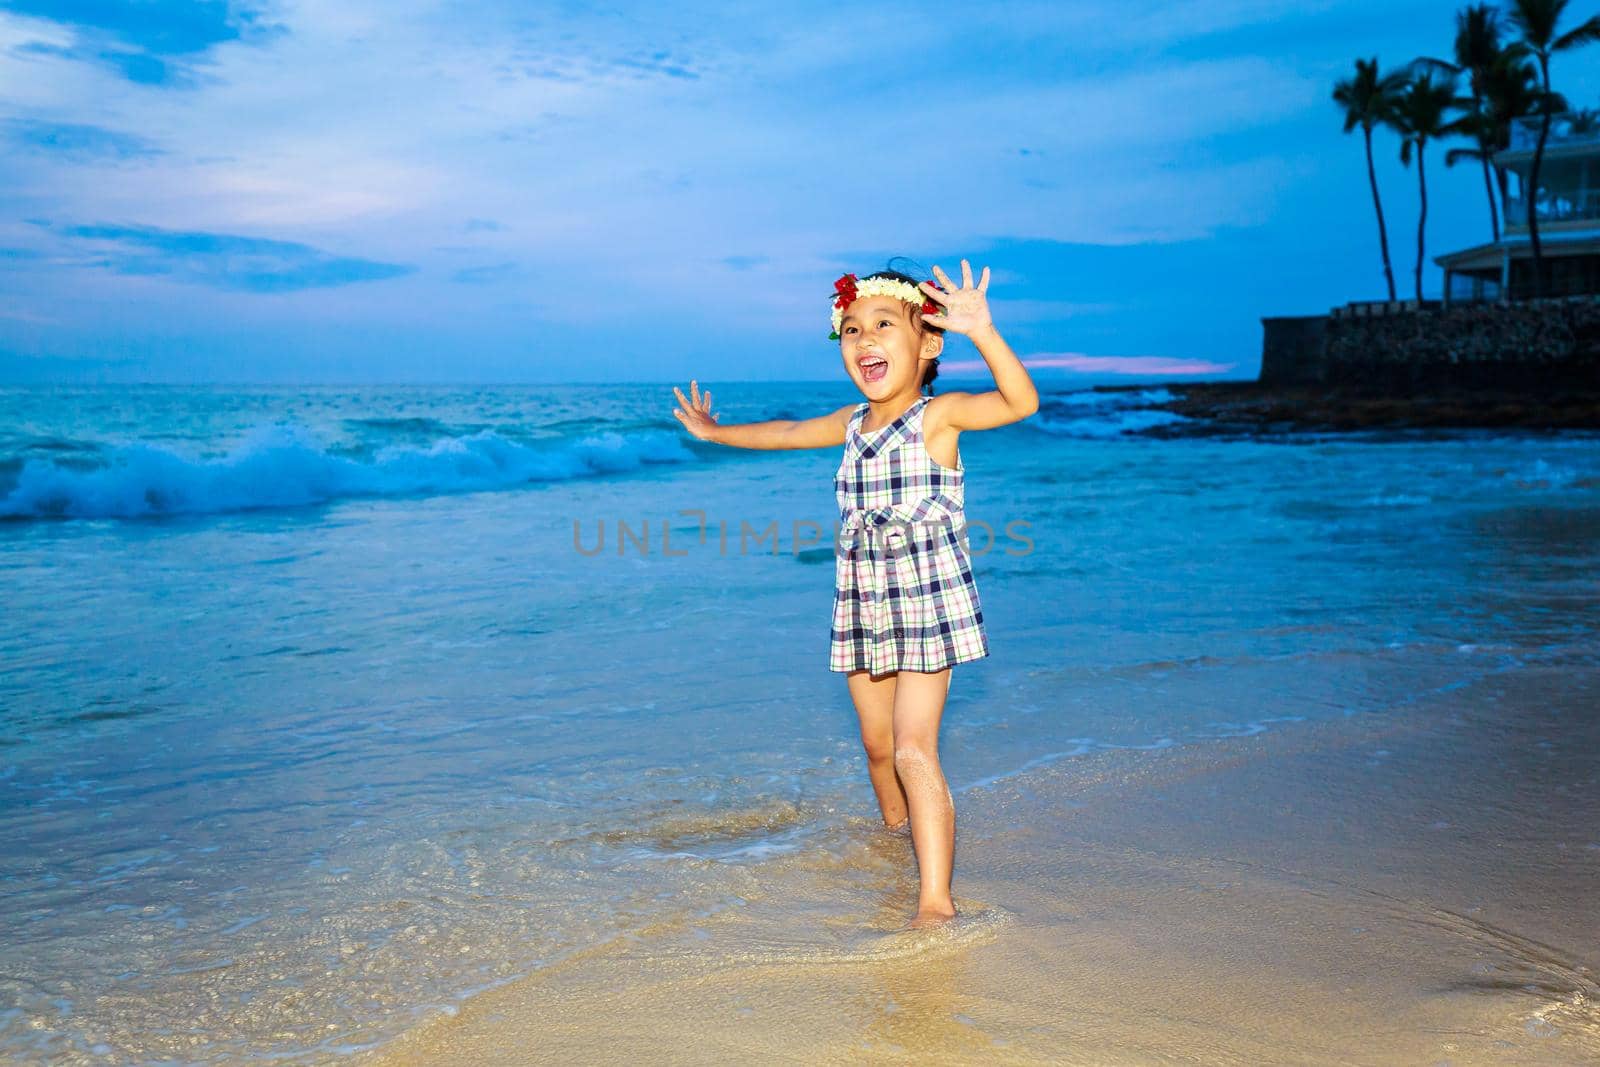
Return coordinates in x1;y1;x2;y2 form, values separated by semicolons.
671;259;1038;928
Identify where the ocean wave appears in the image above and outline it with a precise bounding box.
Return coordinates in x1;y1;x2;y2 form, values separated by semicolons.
1361;493;1433;507
1031;408;1194;439
1497;457;1586;490
1028;388;1192;438
0;422;693;521
342;416;464;436
1043;387;1176;409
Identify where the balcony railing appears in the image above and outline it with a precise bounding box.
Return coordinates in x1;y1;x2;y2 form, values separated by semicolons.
1503;187;1600;227
1448;274;1502;304
1502;274;1600;300
1507;111;1600;151
1331;299;1439;318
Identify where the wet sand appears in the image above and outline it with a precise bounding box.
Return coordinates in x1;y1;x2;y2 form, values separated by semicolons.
359;652;1599;1066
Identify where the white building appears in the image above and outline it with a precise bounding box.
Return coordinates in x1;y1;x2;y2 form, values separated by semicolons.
1436;111;1600;304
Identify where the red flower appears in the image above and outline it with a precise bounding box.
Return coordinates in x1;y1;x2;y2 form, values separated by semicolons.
833;273;858;309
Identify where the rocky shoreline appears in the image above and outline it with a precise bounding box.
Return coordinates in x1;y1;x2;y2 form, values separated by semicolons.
1111;380;1600;436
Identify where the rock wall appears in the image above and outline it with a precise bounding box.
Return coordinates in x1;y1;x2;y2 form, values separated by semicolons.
1261;297;1600;392
1258;315;1327;386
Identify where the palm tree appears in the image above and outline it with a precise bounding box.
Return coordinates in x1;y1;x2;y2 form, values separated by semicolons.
1392;69;1464;303
1334;58;1409;301
1565;106;1600;133
1477;46;1562;215
1414;5;1510;241
1443;113;1504;240
1505;0;1600;297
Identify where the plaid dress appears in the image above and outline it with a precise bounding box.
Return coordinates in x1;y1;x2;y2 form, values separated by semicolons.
830;394;990;675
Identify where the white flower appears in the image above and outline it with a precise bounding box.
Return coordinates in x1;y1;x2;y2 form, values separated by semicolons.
828;275;929;337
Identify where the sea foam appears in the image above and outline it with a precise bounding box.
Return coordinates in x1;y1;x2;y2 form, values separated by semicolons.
0;421;693;520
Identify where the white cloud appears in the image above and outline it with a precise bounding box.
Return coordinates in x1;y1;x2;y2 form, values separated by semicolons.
0;0;1397;373
5;5;1321;231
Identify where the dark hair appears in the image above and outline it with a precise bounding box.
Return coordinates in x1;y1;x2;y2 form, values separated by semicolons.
834;259;943;395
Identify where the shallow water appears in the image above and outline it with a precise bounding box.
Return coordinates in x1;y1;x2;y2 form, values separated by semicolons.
361;654;1600;1066
1;382;1597;1063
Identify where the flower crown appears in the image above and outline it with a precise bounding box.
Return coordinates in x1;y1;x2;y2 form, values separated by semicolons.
829;273;941;340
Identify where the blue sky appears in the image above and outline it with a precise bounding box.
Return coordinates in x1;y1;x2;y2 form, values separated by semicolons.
2;1;1597;385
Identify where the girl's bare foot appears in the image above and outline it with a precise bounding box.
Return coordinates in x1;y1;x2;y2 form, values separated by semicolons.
883;816;910;836
904;903;957;929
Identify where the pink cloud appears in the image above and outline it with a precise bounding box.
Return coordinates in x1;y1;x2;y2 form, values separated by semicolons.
941;353;1235;376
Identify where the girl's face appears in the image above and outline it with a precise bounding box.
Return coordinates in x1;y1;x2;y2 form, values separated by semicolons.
838;295;943;400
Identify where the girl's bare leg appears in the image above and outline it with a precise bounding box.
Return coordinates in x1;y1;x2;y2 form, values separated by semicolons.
846;669;909;830
893;667;957;927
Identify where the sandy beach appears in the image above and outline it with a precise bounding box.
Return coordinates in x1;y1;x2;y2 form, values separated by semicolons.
360;643;1599;1065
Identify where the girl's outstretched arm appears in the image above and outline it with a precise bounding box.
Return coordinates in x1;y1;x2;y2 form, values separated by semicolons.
672;380;855;450
921;260;1040;430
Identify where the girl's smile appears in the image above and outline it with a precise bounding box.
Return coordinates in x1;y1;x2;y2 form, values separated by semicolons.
839;295;941;397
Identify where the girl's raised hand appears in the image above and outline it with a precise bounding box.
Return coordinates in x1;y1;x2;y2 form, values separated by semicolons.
672;380;720;441
919;259;993;336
